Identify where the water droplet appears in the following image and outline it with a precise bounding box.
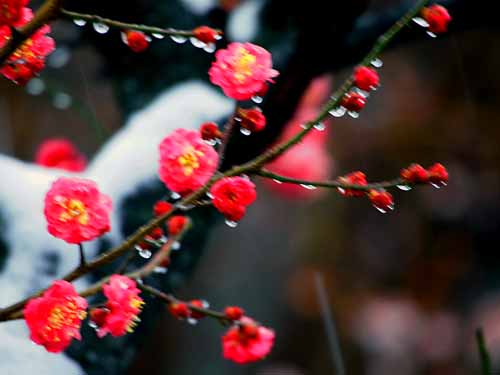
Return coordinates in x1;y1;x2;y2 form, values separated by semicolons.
170;35;187;44
52;92;72;110
374;206;387;214
154;267;168;274
329;107;346;118
353;87;369;98
272;179;282;184
204;139;217;146
26;78;45;95
412;17;430;28
337;187;346;195
171;191;181;200
426;31;437;38
187;318;198;325
73;19;87;27
172;241;181;251
374;204;395;213
137;248;152;259
120;31;128;44
152;32;165;39
397;184;412;191
200;300;210;308
178;203;194;210
88;320;98;329
214;34;222;40
234;116;242;122
251;95;263;104
93;22;110;34
203;43;216;53
371;58;383;68
430;181;447;189
300;184;317;190
206;191;214;199
225;219;238;228
190;37;206;48
348;111;360;119
240;127;251;136
145;35;152;42
314;122;325;131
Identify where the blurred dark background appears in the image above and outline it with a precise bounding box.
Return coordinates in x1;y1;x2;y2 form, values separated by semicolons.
1;0;499;374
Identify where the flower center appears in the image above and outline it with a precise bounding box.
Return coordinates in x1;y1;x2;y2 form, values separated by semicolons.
44;301;86;339
178;146;204;176
58;197;89;225
233;48;256;83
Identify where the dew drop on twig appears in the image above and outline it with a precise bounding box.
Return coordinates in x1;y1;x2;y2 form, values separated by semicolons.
171;191;181;200
137;248;152;259
170;35;187;44
314;122;325;131
300;184;317;190
152;33;165;39
240;127;251;136
187;318;198;325
397;184;412;191
329;107;346;118
251;95;263;104
203;43;216;53
190;37;206;48
371;58;383;68
172;241;181;251
225;220;238;228
347;111;360;119
426;31;437;38
412;17;430;27
73;19;87;27
272;179;283;184
154;267;168;274
93;22;110;34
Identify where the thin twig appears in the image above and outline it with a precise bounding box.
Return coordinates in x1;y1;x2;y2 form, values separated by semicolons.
217;105;239;168
60;9;220;38
78;243;86;267
258;169;405;191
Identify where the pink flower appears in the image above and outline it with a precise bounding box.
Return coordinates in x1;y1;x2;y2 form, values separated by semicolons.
24;280;87;353
95;275;144;337
222;317;275;364
0;0;29;27
158;129;219;195
210;177;256;221
209;42;279;100
44;177;112;244
35;138;87;172
0;9;55;85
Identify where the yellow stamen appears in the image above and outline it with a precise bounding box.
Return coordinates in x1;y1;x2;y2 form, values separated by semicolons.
233;47;256;83
57;197;89;225
178;146;204;176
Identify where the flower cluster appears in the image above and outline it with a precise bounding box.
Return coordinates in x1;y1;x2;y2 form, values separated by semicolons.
237;107;266;134
44;177;112;244
91;275;144;337
222;317;275;364
158;129;219;195
209;42;279;100
0;9;55;84
0;0;29;27
210;176;257;222
35;138;87;172
24;280;87;353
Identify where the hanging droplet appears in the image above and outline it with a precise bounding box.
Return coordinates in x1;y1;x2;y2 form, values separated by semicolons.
214;34;222;40
329;107;346;118
154;267;168;274
190;37;206;48
120;31;128;44
272;179;283;184
300;123;309;129
353;87;370;98
347;111;360;119
374;204;395;214
234;116;242;122
178;203;194;211
88;320;98;329
396;184;412;191
225;219;238;228
251;95;263;104
300;184;317;190
170;35;187;44
371;58;383;68
26;78;45;96
137;248;152;259
240;127;251;136
152;32;165;39
145;35;152;42
314;122;325;131
203;43;216;53
412;17;430;28
206;191;214;199
171;191;181;200
172;241;181;251
426;31;437;38
374;206;387;214
73;19;87;27
204;138;217;146
93;22;110;34
337;187;346;195
187;318;198;325
430;181;447;189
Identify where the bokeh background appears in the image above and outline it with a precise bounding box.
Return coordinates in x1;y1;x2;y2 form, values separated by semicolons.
1;0;499;374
